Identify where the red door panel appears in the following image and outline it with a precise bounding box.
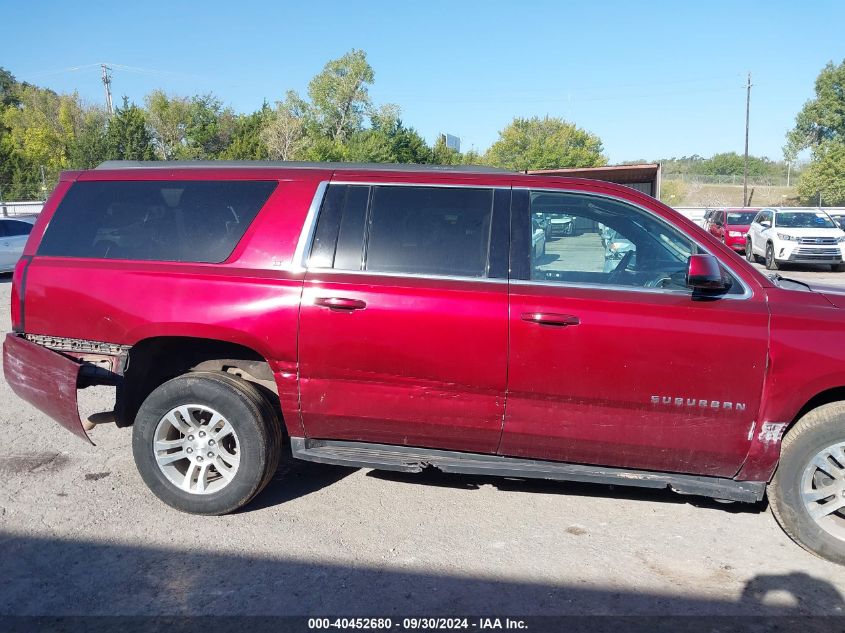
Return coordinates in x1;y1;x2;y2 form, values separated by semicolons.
298;271;508;453
501;284;769;477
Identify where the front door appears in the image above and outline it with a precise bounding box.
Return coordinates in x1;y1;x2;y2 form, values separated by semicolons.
501;188;769;477
298;183;510;453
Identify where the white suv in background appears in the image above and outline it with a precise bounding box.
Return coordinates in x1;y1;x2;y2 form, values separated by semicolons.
745;208;845;271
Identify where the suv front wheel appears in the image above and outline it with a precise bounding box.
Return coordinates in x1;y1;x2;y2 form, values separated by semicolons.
132;371;282;515
765;242;780;270
769;402;845;565
745;238;756;263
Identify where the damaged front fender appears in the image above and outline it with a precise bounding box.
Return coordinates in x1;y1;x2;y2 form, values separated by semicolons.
3;333;91;444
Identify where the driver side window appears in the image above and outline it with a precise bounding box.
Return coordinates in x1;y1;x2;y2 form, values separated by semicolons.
529;191;697;292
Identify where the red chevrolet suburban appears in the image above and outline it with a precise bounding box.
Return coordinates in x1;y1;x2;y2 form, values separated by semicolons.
5;161;845;564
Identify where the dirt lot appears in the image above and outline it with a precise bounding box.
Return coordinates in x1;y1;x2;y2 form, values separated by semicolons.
1;273;845;618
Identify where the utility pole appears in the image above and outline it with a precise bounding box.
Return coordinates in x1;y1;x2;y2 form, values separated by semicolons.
742;72;752;207
39;165;47;200
101;64;114;115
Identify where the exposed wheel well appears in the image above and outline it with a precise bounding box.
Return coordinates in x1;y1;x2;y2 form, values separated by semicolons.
787;387;845;436
115;336;279;428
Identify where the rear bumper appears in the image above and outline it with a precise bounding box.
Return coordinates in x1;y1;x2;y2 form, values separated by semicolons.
2;333;91;443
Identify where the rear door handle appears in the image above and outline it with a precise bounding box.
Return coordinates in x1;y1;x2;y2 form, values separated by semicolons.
521;312;580;327
314;297;367;311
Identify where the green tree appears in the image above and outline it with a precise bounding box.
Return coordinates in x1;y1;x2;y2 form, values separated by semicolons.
460;149;484;165
0;67;19;200
220;104;270;160
0;67;21;108
485;116;606;171
786;60;845;203
346;105;432;164
431;136;461;165
307;49;374;142
105;97;155;161
797;141;845;205
261;91;309;160
145;91;236;159
186;94;236;158
694;152;780;179
1;84;93;192
786;60;845;156
68;108;109;169
145;90;192;159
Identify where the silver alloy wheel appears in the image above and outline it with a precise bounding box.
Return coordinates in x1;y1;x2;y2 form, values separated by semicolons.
800;441;845;540
153;404;240;495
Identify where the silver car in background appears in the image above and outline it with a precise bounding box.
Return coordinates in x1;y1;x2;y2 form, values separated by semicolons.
0;216;37;273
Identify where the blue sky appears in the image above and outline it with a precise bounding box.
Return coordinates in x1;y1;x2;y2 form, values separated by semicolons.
3;0;843;163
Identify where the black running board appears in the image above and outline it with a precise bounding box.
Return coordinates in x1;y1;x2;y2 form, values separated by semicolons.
290;437;765;503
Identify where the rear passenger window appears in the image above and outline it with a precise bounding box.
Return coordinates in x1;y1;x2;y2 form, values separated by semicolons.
2;220;33;236
365;186;494;277
38;180;277;263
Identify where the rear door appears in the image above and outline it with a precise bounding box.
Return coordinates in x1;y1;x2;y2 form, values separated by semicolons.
501;187;769;477
297;182;510;453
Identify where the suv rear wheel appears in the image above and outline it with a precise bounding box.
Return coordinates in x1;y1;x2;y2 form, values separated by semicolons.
132;371;281;515
769;402;845;565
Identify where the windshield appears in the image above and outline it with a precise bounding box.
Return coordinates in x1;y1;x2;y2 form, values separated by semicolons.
727;211;756;225
775;212;836;229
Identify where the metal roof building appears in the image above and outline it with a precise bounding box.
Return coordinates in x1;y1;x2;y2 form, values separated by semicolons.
528;163;662;199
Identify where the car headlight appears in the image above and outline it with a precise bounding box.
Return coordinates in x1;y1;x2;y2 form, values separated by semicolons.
777;233;799;241
728;231;743;237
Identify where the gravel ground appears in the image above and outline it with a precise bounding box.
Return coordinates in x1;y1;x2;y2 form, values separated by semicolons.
1;271;845;618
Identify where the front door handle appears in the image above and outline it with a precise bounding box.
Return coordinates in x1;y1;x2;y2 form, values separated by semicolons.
521;312;580;327
314;297;367;311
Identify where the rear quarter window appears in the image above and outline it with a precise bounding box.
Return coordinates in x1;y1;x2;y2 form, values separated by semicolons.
38;180;277;263
2;220;34;237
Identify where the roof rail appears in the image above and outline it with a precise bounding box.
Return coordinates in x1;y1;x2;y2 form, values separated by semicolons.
95;160;513;174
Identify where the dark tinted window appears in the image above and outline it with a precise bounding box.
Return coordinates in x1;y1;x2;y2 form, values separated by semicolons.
309;185;368;269
2;220;34;237
365;186;494;277
38;180;276;263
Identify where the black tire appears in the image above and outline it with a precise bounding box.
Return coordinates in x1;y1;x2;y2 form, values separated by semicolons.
765;242;780;270
132;371;282;515
769;402;845;565
832;263;845;272
745;239;755;263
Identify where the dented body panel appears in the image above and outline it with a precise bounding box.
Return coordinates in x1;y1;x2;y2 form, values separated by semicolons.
3;333;90;443
736;286;845;481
